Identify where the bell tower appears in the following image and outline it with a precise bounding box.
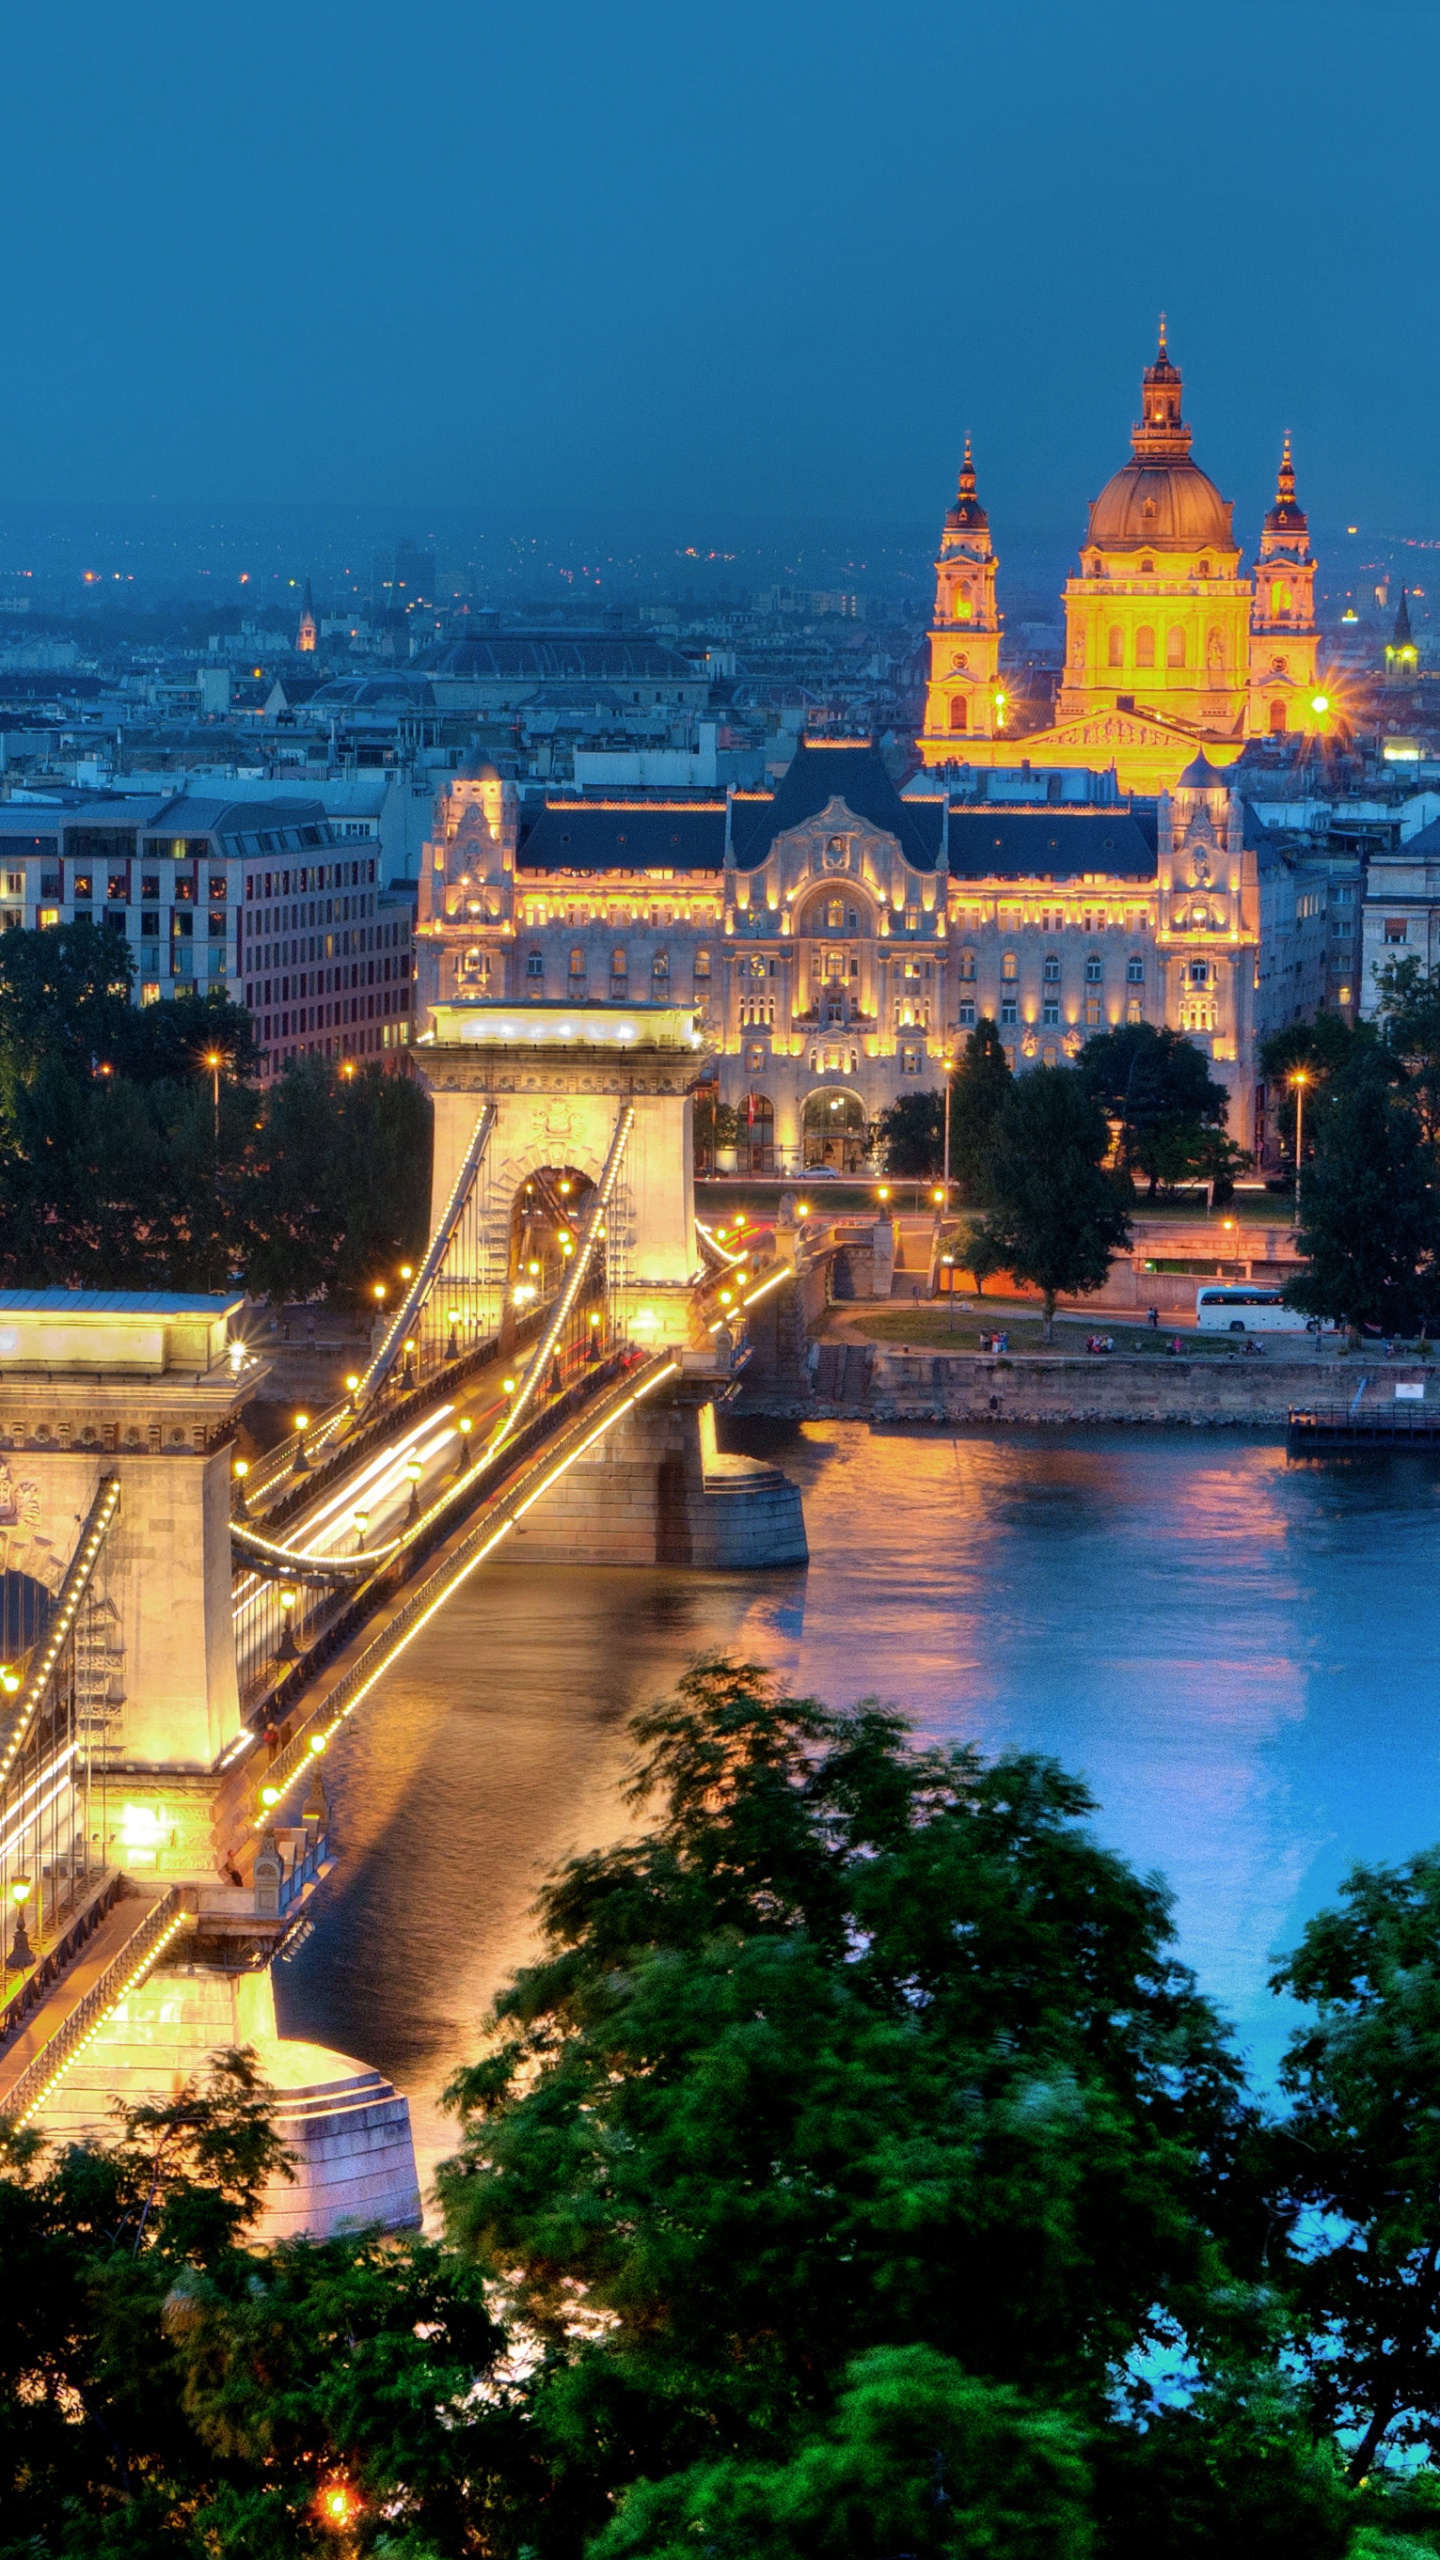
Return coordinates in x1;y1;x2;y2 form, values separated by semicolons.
918;439;1005;763
1248;436;1321;737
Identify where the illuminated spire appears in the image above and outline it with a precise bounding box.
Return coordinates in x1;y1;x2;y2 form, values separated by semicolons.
944;435;989;536
1263;433;1308;542
1135;321;1186;453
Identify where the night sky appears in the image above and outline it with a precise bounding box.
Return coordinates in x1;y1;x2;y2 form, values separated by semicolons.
1;0;1435;545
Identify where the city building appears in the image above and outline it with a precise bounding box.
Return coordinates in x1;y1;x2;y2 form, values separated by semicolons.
412;735;1264;1168
1359;811;1440;1014
918;328;1332;794
0;792;413;1079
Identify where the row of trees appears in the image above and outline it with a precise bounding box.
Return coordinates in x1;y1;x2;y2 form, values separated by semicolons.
8;1660;1440;2556
0;918;431;1301
880;1019;1243;1205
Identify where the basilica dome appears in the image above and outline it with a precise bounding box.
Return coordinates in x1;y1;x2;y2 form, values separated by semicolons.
1085;326;1236;556
1087;456;1234;554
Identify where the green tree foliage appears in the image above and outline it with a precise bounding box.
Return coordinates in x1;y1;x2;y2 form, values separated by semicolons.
1273;1849;1440;2483
1077;1021;1232;1199
949;1015;1013;1196
875;1085;943;1177
1374;956;1440;1142
968;1067;1132;1337
1258;1013;1372;1165
0;920;430;1299
0;2049;516;2558
1284;1057;1440;1337
595;2346;1093;2560
438;1658;1255;2540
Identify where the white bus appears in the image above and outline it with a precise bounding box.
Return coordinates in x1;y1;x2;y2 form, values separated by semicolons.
1195;1284;1317;1334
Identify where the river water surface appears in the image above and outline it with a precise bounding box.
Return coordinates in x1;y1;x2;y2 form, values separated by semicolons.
278;1423;1440;2194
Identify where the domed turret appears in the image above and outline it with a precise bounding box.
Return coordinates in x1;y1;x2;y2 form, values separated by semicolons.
1262;432;1308;543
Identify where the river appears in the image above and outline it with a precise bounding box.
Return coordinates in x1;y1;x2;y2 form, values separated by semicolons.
277;1422;1440;2196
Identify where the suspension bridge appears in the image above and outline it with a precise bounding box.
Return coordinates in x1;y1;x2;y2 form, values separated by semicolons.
0;1000;805;2229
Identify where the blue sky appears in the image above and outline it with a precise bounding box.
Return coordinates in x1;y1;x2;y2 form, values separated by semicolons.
1;0;1435;543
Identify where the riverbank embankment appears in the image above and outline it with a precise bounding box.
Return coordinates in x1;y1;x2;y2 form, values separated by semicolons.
740;1340;1434;1428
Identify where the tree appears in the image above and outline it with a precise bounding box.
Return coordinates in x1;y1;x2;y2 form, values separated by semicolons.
875;1086;944;1178
948;1015;1013;1197
1078;1022;1231;1199
595;2347;1092;2560
0;2048;519;2557
969;1067;1132;1338
438;1657;1256;2539
1258;1014;1372;1166
1272;1848;1440;2483
1284;1058;1440;1338
1374;955;1440;1144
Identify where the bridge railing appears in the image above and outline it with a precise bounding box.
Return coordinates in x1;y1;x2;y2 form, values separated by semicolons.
0;1886;188;2128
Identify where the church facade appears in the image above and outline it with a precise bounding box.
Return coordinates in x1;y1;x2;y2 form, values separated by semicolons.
919;330;1325;795
413;735;1263;1169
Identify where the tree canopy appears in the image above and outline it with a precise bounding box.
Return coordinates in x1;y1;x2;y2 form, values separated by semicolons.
1077;1022;1234;1198
967;1065;1132;1336
11;1664;1440;2556
0;921;430;1300
1283;1054;1440;1338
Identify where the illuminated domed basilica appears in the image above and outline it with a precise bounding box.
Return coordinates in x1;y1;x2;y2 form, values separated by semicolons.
918;328;1323;794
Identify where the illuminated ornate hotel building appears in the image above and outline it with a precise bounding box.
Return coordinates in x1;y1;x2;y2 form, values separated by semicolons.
919;329;1324;796
414;737;1263;1168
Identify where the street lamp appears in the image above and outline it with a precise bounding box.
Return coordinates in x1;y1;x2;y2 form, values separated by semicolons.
276;1588;300;1662
232;1456;251;1517
352;1508;370;1551
292;1413;311;1474
7;1875;34;1972
446;1307;461;1361
404;1457;423;1524
203;1048;225;1143
1288;1067;1313;1223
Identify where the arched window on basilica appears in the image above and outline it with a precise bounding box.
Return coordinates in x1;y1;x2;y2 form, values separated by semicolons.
1107;626;1124;667
1273;581;1292;616
1135;626;1156;668
950;696;968;732
1269;699;1287;735
1166;627;1186;667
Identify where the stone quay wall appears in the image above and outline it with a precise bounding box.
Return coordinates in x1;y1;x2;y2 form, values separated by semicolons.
746;1344;1436;1429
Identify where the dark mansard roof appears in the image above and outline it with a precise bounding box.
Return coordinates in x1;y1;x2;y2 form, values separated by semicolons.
518;800;729;873
946;807;1156;882
729;736;943;870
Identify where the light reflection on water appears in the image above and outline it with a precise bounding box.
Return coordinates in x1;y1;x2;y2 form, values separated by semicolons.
278;1424;1440;2192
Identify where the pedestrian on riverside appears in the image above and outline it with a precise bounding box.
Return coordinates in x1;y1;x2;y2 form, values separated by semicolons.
1147;1305;1159;1328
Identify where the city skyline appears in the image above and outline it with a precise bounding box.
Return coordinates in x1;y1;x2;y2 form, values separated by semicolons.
0;0;1434;540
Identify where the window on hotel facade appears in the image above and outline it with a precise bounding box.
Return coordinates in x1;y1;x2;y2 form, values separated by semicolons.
1000;996;1018;1026
568;946;585;979
900;1044;923;1075
1085;954;1103;982
526;948;544;979
1189;960;1211;986
1135;626;1156;668
611;945;628;977
958;947;976;981
1127;996;1143;1024
1042;997;1060;1026
958;999;976;1026
1043;953;1060;982
652;951;669;983
694;946;711;979
1107;627;1124;666
1001;951;1017;982
1127;954;1145;982
1084;995;1101;1026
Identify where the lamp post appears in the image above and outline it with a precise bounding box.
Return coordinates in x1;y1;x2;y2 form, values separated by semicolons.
1289;1068;1312;1225
232;1457;251;1518
203;1048;224;1143
404;1457;423;1525
7;1875;34;1973
292;1412;310;1474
